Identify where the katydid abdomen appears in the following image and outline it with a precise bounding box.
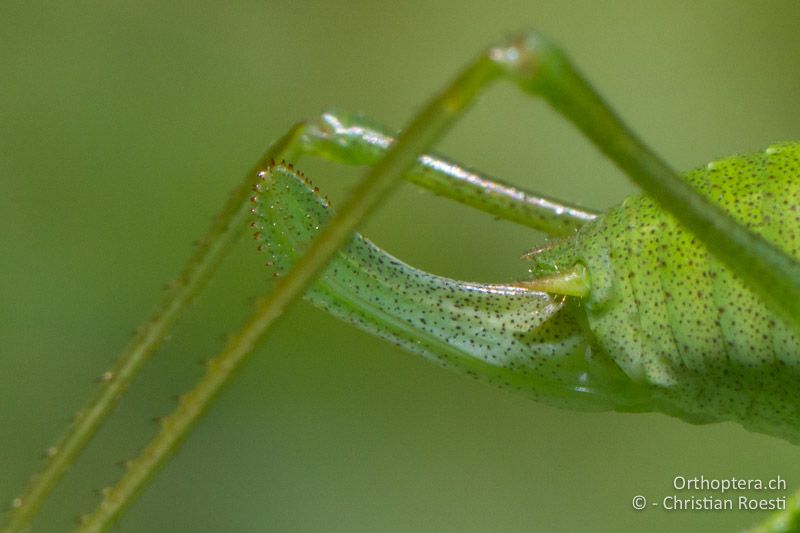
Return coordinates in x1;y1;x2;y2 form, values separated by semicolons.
254;145;800;444
529;142;800;442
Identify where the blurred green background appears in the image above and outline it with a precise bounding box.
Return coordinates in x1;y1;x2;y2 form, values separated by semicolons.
3;1;800;531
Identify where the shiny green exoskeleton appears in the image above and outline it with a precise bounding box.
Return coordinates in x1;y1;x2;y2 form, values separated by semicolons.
252;144;800;446
8;30;800;533
530;142;800;443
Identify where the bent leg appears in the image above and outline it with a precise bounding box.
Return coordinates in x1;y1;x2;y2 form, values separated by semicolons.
294;109;597;235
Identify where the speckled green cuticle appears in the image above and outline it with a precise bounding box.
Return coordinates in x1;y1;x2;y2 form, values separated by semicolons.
256;145;800;444
253;163;651;413
12;26;799;532
528;143;800;443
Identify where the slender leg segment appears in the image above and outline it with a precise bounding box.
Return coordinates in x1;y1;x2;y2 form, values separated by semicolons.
301;110;598;235
0;129;300;533
20;29;800;531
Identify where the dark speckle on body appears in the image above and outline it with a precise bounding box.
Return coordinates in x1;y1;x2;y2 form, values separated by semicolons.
255;143;800;443
529;143;800;442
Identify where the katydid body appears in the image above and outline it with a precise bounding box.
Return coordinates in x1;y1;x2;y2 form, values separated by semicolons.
6;30;800;532
257;143;800;444
533;143;800;443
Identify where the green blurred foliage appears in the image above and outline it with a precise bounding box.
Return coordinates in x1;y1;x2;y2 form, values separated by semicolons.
3;1;800;531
